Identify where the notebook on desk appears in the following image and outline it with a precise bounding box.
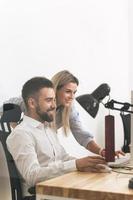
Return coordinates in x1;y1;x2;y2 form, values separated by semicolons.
108;153;130;168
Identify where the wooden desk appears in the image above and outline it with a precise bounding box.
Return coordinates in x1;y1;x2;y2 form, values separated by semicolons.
36;171;133;200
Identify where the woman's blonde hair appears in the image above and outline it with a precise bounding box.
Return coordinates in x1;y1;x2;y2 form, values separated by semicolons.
51;70;79;135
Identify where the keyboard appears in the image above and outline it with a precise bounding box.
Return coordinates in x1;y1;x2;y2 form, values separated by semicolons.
108;154;130;168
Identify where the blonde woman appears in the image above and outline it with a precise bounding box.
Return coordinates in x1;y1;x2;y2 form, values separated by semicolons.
51;70;124;157
1;70;124;157
52;70;101;154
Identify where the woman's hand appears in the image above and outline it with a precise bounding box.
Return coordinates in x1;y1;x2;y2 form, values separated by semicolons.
99;149;125;158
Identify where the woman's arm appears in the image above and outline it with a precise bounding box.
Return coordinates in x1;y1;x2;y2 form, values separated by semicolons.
69;104;94;148
86;140;101;155
69;104;125;157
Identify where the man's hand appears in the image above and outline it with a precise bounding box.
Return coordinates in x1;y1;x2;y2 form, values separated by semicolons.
76;156;107;172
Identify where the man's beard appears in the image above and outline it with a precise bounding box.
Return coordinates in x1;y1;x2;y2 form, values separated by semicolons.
36;106;54;123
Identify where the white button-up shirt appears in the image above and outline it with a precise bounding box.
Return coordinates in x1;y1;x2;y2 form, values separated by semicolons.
6;115;76;196
1;97;94;148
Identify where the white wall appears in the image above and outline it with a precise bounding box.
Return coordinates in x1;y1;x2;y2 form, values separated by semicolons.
129;0;133;90
0;1;130;198
0;0;130;154
128;0;133;162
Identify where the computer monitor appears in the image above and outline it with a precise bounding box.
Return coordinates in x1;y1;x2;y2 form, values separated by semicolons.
130;90;133;164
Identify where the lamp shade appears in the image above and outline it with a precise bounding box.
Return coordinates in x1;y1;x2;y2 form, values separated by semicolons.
76;83;110;118
91;83;110;101
76;94;99;118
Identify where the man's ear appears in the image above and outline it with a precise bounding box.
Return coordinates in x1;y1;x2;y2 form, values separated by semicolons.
28;98;36;109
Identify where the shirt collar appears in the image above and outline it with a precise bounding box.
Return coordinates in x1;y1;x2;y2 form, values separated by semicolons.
23;115;44;129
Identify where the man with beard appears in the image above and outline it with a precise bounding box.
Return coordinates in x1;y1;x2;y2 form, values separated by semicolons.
6;76;107;199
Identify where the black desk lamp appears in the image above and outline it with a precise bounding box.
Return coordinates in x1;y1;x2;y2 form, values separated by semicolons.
76;85;133;162
76;83;111;118
76;83;113;162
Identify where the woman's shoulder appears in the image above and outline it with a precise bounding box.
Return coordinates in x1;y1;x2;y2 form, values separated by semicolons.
70;101;80;118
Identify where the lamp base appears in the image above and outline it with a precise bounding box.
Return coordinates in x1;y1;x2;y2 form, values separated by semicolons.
105;115;115;162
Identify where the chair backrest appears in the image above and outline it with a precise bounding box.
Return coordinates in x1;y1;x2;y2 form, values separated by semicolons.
120;113;131;153
0;103;23;200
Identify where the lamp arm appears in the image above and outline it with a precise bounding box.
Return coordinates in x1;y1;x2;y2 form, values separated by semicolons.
104;99;133;114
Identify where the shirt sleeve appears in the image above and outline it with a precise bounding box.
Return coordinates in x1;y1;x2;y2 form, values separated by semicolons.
6;130;77;187
69;104;94;148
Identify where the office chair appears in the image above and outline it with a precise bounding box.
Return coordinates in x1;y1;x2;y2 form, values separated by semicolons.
0;103;35;200
0;103;23;132
120;113;131;153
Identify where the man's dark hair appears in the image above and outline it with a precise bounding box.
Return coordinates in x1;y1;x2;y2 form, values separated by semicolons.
22;76;53;108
